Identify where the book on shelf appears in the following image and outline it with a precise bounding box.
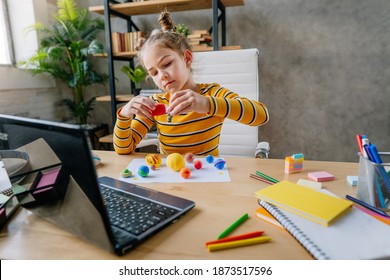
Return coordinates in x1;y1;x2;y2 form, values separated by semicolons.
187;30;212;47
259;198;390;260
111;31;145;53
255;180;353;226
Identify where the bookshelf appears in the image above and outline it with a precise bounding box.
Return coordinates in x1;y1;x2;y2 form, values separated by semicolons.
89;0;244;131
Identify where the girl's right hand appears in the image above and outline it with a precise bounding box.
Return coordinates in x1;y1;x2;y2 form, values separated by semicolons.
119;96;157;119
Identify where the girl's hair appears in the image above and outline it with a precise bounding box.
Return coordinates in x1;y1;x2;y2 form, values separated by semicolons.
137;10;191;66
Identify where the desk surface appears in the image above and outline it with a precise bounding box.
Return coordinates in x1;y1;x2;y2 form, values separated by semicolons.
0;152;358;260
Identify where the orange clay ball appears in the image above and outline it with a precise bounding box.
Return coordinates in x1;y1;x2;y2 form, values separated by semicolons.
184;152;195;163
166;153;186;172
194;160;202;170
145;154;162;168
180;167;191;179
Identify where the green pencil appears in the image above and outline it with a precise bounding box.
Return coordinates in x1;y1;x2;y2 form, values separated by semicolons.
255;171;279;184
218;213;249;239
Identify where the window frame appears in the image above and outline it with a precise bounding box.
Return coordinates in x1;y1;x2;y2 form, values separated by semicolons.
0;0;15;66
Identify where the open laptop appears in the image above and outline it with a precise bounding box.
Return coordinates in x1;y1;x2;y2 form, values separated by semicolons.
0;114;195;255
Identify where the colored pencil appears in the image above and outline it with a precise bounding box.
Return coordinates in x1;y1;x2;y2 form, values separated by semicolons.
217;213;248;239
205;231;264;246
255;171;279;184
250;174;275;185
207;236;272;252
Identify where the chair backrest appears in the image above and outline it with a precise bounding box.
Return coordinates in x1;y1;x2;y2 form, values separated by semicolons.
192;48;260;157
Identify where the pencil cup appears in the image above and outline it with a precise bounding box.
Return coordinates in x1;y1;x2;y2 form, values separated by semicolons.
356;152;390;210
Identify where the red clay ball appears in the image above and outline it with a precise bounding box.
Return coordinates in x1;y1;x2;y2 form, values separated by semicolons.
194;160;202;170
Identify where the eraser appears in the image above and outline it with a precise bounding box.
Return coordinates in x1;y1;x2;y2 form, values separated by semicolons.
308;171;335;182
297;179;322;190
347;175;358;186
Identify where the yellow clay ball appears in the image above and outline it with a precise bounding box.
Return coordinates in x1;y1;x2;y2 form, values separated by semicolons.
145;154;162;168
166;153;185;172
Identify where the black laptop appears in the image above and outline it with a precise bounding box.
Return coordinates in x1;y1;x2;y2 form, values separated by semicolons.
0;114;195;255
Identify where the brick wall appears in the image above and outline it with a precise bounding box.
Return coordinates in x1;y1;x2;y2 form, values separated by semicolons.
0;87;67;121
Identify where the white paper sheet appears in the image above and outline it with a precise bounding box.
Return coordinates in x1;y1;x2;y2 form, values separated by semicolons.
118;157;231;183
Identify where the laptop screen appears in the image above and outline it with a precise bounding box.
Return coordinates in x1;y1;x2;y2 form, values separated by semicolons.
0;114;104;211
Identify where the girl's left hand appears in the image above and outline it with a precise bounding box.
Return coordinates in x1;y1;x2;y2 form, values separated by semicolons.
168;89;210;116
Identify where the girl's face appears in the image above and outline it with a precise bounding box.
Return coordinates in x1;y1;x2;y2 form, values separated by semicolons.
143;44;193;93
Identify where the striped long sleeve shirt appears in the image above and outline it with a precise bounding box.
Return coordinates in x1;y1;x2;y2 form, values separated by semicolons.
114;83;269;156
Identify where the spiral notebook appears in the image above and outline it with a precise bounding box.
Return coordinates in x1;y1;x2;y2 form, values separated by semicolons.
259;200;390;259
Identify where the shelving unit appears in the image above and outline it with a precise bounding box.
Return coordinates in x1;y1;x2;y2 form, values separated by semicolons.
89;0;244;129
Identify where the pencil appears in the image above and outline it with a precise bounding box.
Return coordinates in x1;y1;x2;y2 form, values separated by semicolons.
207;236;272;252
255;171;279;184
218;213;249;239
205;231;264;246
250;174;275;185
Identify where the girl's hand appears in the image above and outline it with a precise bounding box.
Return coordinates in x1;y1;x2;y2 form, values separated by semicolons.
168;89;210;116
119;96;157;119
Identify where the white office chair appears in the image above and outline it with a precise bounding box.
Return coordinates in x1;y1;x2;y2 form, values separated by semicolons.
193;48;268;157
138;48;269;157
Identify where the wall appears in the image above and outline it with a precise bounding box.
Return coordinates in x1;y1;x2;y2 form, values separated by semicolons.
0;0;67;122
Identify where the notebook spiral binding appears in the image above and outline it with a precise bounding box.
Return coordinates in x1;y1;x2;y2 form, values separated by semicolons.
259;200;329;260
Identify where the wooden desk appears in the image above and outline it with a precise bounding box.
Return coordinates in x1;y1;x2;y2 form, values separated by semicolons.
0;152;358;260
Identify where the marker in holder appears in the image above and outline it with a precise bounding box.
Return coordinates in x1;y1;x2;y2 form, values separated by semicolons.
356;152;390;210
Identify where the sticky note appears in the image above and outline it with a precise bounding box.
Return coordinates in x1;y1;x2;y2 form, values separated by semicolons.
347;175;358;186
308;171;335;182
297;179;322;190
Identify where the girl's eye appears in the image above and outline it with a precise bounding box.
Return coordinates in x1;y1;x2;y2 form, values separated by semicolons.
150;71;157;76
164;61;172;68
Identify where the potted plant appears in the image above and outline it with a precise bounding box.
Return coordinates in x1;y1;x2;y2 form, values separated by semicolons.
18;0;108;124
121;65;147;96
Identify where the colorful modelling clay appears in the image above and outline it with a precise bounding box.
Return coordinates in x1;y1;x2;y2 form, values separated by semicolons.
137;165;150;177
213;159;226;170
194;160;202;170
205;155;214;163
180;167;191;179
120;168;132;178
145;154;162;168
184;152;195;163
284;153;304;174
151;103;166;116
166;153;185;172
150;164;157;171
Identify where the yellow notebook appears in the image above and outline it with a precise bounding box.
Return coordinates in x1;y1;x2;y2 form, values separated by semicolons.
255;181;353;226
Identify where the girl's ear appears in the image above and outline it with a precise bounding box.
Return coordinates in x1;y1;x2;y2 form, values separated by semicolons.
183;49;193;66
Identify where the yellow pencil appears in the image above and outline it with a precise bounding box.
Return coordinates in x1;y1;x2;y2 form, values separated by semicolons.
207;236;272;252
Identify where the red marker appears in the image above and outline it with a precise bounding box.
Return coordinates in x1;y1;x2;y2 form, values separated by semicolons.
205;231;264;246
355;134;363;155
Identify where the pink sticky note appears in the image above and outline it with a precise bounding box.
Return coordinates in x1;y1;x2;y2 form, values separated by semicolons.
308;171;335;182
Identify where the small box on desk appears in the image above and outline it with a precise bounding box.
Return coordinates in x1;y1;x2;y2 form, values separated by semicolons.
356;152;390;210
10;163;70;209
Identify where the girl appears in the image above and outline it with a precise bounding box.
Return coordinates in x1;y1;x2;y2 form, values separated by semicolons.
114;11;269;156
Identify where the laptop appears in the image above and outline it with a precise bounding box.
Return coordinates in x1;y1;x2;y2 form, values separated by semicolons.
0;114;195;255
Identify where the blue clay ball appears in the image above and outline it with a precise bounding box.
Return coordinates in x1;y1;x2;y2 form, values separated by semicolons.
138;165;150;177
214;159;226;170
205;154;214;163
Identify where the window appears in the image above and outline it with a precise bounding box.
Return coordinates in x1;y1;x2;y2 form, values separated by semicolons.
0;0;13;65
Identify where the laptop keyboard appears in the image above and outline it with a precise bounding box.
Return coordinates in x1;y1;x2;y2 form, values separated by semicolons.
99;185;179;237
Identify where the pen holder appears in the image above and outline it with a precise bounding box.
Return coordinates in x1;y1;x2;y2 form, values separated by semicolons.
356;152;390;210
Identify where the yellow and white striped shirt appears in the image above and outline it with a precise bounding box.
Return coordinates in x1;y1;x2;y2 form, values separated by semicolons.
114;83;269;156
